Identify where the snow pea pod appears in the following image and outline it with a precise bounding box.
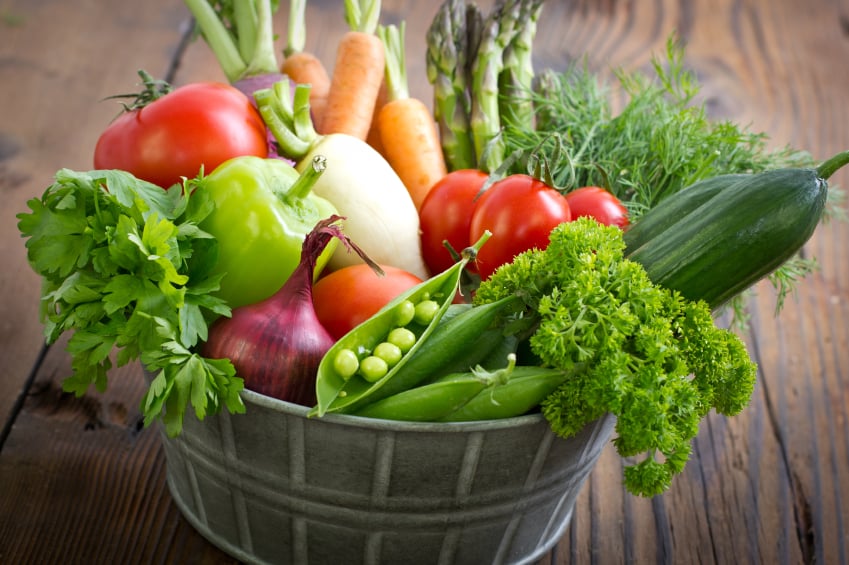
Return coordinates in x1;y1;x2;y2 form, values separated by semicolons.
352;353;521;421
311;233;490;417
438;366;571;422
337;295;519;412
426;331;519;381
353;372;494;421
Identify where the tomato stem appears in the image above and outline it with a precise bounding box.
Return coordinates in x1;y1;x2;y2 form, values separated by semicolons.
102;70;172;115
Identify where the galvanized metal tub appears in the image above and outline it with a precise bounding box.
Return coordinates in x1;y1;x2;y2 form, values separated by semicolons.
157;388;615;565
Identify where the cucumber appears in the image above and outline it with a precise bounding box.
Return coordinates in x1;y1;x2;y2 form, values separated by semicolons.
623;173;751;251
625;151;849;309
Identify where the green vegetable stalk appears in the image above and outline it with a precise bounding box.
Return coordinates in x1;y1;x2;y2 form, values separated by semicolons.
425;0;481;170
498;0;543;130
183;0;281;83
474;217;758;497
426;0;543;173
17;169;243;437
468;0;521;173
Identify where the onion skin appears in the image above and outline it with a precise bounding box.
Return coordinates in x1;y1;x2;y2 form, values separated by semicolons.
201;216;376;406
233;73;288;99
202;287;334;405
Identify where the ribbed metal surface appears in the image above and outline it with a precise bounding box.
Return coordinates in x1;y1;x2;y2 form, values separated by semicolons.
159;389;615;565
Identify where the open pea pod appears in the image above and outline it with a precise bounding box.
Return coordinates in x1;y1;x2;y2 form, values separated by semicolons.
310;234;490;417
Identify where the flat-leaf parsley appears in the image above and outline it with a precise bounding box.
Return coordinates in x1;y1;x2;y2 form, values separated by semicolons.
17;169;243;437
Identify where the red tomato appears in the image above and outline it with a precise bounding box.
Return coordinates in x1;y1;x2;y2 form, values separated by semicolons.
312;264;423;340
469;174;572;280
419;169;489;275
565;186;629;228
94;82;268;189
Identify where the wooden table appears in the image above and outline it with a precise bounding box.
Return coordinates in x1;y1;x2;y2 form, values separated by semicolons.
1;1;847;563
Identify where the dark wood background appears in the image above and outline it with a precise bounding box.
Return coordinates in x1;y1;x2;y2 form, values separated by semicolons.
1;0;847;563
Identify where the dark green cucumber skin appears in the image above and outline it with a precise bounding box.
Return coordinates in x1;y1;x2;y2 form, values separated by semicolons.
623;174;751;251
626;168;827;309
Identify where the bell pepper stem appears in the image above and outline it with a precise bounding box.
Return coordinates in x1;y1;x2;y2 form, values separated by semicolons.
288;155;327;201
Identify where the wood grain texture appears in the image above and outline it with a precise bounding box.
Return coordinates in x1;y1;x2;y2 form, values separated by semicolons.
0;0;192;438
1;0;847;564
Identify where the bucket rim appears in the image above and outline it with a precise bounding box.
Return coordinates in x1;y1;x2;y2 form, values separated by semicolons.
241;388;551;434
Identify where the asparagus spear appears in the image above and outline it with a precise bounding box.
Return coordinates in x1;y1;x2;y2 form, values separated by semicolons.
499;0;544;130
425;0;480;171
469;0;522;173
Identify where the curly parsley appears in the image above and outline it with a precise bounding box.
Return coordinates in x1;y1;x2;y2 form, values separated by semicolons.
474;218;757;496
17;169;243;437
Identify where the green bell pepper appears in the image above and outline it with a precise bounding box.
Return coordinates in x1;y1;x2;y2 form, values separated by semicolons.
198;155;338;308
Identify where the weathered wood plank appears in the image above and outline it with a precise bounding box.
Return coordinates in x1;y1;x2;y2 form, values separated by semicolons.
1;0;847;564
0;0;192;433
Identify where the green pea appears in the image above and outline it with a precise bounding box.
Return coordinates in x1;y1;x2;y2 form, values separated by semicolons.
374;341;403;367
386;327;417;353
312;231;494;418
333;348;360;380
359;355;389;382
394;300;416;327
413;299;440;325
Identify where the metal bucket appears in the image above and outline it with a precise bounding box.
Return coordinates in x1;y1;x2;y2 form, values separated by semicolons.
157;388;614;565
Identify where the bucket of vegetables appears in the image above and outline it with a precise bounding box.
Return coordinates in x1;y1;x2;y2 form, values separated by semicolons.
146;215;625;565
15;0;849;563
160;388;615;565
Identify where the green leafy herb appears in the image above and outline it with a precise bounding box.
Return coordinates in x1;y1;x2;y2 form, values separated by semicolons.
474;218;757;496
501;34;837;326
505;36;814;210
17;169;243;436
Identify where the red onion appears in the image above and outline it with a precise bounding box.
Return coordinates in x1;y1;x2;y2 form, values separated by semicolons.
202;216;379;406
233;72;288;100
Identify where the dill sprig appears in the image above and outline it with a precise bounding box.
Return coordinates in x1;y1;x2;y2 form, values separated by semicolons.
500;35;841;327
503;36;814;219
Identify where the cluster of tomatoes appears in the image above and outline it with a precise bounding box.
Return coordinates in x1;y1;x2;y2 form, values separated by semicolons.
420;170;629;280
313;168;628;340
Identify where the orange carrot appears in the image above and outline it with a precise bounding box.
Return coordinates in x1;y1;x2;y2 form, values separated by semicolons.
319;0;386;140
365;79;388;155
280;0;331;131
376;23;448;211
